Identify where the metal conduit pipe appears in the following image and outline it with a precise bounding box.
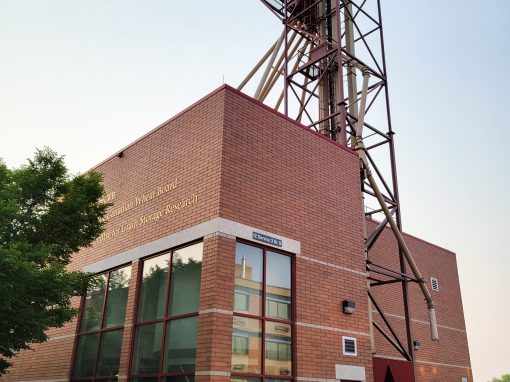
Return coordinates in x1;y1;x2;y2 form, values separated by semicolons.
355;69;439;342
259;33;301;102
260;35;303;102
297;73;309;123
254;32;286;99
275;41;310;112
238;38;279;91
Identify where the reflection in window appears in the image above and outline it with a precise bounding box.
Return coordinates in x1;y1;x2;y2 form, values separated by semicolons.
131;242;203;380
96;329;124;376
231;317;262;373
231;243;293;380
104;267;132;327
265;341;291;361
73;265;132;381
161;377;196;382
234;291;250;312
131;323;164;375
74;333;99;378
232;335;249;355
265;322;292;376
234;243;263;316
163;316;198;373
266;252;291;320
168;245;203;316
137;255;169;322
231;378;261;382
80;274;107;332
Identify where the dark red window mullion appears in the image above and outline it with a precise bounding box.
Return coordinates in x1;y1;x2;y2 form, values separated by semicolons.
134;318;164;326
92;270;112;378
235;312;292;325
157;251;174;380
78;325;124;336
132;371;194;377
261;247;267;377
232;372;295;380
168;311;199;321
160;371;195;377
73;376;119;381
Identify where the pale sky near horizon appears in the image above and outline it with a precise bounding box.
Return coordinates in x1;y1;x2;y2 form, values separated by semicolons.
1;1;509;381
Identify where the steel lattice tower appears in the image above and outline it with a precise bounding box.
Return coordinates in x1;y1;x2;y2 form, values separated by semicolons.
238;0;439;362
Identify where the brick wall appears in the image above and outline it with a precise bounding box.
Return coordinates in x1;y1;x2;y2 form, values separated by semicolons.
218;88;372;380
5;87;227;381
369;221;472;381
4;85;470;382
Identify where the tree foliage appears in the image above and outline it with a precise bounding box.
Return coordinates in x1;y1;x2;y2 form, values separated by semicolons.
491;374;510;382
0;148;109;374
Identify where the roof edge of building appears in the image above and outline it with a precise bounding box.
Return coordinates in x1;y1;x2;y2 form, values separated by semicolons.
89;84;358;172
222;85;357;158
89;84;230;171
367;217;456;256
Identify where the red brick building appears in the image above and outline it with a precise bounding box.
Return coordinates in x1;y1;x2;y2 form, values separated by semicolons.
4;86;472;382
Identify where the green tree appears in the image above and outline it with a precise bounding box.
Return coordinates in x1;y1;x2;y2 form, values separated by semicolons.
491;374;510;382
0;148;109;374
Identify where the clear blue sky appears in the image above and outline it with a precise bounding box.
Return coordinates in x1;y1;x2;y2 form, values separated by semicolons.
1;1;509;381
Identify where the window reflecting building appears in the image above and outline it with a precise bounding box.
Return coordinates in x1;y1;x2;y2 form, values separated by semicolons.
232;243;293;379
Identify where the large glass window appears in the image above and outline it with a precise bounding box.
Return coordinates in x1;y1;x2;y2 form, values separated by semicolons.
232;242;293;382
131;242;203;382
73;265;132;381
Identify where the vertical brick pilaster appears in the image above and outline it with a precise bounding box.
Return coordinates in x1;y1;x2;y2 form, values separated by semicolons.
117;260;140;379
196;234;236;382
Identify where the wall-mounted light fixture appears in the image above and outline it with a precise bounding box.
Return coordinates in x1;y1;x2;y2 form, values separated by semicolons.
342;300;356;315
413;340;421;351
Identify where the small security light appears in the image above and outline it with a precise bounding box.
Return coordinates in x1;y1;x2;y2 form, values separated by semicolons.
342;300;356;315
413;340;421;351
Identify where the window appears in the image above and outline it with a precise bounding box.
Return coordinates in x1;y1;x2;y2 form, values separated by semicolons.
130;242;203;382
266;297;290;321
233;335;249;355
73;265;132;381
234;290;250;312
231;242;293;382
265;340;291;361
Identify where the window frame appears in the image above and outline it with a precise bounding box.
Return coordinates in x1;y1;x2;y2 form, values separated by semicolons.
233;334;250;355
70;263;132;382
231;239;296;382
234;289;251;312
128;240;203;381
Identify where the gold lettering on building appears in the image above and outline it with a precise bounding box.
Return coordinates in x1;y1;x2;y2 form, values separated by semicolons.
105;179;178;220
165;194;198;214
96;193;198;244
99;191;116;204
